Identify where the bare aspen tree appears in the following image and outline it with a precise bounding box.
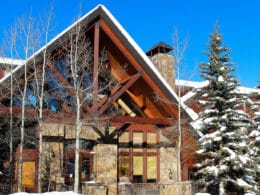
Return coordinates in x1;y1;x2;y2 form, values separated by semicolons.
172;29;188;182
69;20;83;193
62;20;111;192
7;25;17;193
16;15;35;192
33;8;53;193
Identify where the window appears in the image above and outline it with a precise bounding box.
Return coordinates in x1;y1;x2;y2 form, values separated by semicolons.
65;150;92;183
118;130;159;183
118;156;129;177
133;156;143;183
147;156;157;183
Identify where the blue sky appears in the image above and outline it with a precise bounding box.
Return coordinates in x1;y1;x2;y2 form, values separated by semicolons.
0;0;259;88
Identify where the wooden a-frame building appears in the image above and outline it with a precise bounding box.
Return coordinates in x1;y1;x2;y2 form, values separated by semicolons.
0;5;197;194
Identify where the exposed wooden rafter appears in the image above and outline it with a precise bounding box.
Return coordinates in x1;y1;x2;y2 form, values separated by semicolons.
97;72;142;115
48;63;92;115
100;19;179;117
111;115;175;126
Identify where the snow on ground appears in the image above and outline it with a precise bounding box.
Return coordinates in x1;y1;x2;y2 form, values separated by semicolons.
11;192;79;195
195;193;210;195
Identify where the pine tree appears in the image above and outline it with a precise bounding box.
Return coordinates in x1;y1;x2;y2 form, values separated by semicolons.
194;25;256;194
249;96;260;190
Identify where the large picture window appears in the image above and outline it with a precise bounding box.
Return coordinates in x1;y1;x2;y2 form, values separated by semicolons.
118;130;159;183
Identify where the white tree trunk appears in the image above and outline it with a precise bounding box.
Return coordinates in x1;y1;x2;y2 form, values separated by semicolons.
74;100;81;193
8;35;16;192
18;67;27;192
17;18;32;192
9;59;14;192
37;10;52;191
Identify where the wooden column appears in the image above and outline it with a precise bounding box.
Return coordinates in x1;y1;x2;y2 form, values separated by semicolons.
156;130;160;182
143;131;147;182
129;130;133;182
93;22;100;116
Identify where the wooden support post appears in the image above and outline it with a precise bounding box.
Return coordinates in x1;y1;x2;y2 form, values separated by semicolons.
143;131;147;182
156;130;160;182
129;130;133;183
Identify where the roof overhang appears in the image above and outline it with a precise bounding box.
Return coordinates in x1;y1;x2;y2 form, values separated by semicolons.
0;4;196;123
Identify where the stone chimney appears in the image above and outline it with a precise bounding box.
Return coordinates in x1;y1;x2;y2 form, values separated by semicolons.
146;42;175;89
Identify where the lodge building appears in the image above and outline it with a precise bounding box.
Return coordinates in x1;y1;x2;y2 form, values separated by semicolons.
0;5;259;194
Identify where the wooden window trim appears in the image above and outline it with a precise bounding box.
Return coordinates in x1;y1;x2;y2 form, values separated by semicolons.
119;129;160;183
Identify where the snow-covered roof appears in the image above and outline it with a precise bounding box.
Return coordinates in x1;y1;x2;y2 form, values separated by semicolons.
177;79;260;95
0;4;198;124
178;79;260;104
0;5;102;85
0;57;25;66
176;79;208;89
236;86;260;95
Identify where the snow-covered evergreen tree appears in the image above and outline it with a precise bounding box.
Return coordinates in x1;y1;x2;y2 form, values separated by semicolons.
194;25;257;194
249;96;260;189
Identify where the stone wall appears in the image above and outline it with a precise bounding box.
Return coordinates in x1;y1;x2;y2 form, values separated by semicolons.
42;123;101;140
160;147;177;182
42;142;64;190
160;181;194;195
93;144;117;195
82;184;107;195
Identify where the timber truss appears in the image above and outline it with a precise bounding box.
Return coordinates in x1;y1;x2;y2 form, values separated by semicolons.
0;11;179;144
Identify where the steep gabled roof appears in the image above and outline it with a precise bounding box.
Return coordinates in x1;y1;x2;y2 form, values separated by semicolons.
0;57;25;67
0;4;196;122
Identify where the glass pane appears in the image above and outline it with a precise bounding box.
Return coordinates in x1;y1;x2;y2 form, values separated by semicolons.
81;157;90;180
147;149;157;153
22;162;35;187
133;148;143;152
119;156;129;177
119;132;129;143
118;148;129;153
67;157;75;178
133;156;143;175
133;132;143;144
147;156;157;179
147;133;156;144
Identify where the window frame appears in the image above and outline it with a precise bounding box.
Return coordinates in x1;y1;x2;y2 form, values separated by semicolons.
118;129;160;183
65;149;93;184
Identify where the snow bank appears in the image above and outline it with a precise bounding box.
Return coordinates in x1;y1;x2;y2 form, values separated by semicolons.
195;193;210;195
11;192;79;195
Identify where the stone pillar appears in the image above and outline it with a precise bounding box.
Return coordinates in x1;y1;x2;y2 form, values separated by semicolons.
93;144;117;195
160;147;177;182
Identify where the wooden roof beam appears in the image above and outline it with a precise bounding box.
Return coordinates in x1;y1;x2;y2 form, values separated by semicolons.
48;63;92;115
100;19;178;117
111;115;175;126
97;71;142;115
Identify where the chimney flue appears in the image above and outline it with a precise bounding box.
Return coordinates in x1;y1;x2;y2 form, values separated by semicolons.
146;42;175;89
